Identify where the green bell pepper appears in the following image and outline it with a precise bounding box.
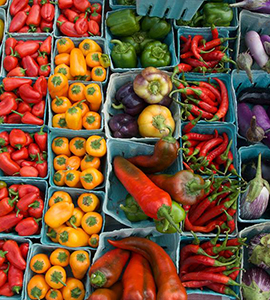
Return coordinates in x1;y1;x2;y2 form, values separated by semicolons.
202;2;233;27
111;39;137;68
106;9;141;37
120;194;149;222
140;41;171;68
155;201;185;234
176;11;203;27
116;0;136;5
141;16;171;40
121;31;154;54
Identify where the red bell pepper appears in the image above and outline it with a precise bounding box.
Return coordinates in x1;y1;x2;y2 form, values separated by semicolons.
41;3;55;22
63;9;79;23
40;20;53;32
2;240;26;270
34;125;47;152
35;153;47;178
39;64;51;77
58;0;73;9
7;67;26;77
0;97;18;116
0;188;8;200
28;143;41;160
26;5;41;32
40;36;52;55
28;199;44;219
92;2;102;13
12;111;44;126
19;166;39;177
18;102;32;114
18;184;40;198
57;15;68;27
9;129;27;150
90;11;101;25
2;78;32;92
10;0;28;16
17;193;39;212
0;92;16;101
74;0;91;12
0;132;9;147
9;11;28;32
3;55;18;72
11;148;29;161
21;4;31;13
0;213;23;233
22;56;39;77
19;243;29;259
0;153;20;176
15;41;40;58
33;76;47;98
0;250;7;268
30;51;39;59
18;84;42;104
15;217;41;236
0;197;16;217
6;113;21;124
58;20;84;37
8;264;23;294
75;16;88;35
0;283;14;297
5;38;17;56
32;100;45;118
18;26;30;33
37;51;48;66
88;20;100;36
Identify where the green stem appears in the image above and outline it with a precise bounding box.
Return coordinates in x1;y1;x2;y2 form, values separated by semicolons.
90;271;107;287
158;206;182;234
112;103;125;110
187;179;211;193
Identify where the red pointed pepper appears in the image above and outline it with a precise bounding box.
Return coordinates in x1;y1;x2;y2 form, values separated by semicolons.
88;20;100;36
18;84;42;104
32;100;45;118
0;153;20;176
19;166;39;177
39;64;51;77
7;67;26;77
2;78;32;92
18;102;32;114
12;111;44;126
0;97;18;116
0;270;7;289
58;20;84;37
0;197;17;217
58;0;73;9
28;143;41;160
18;184;40;198
40;36;52;55
18;26;30;33
6;113;21;124
11;148;29;161
37;51;48;66
8;264;23;294
10;0;28;16
26;5;41;31
75;15;88;35
8;184;20;196
28;199;44;219
3;54;18;72
0;132;9;147
35;153;48;178
5;38;17;56
3;240;26;270
33;76;47;98
0;283;14;297
90;11;101;25
34;125;47;152
22;56;39;77
63;9;79;23
15;217;41;236
0;251;7;268
0;188;8;201
0;92;16;101
9;129;27;150
40;20;53;32
21;161;36;167
41;3;55;22
74;0;91;12
9;11;28;32
0;213;23;233
19;243;29;259
15;41;40;58
25;133;34;147
57;15;68;27
16;192;39;213
92;3;102;13
21;4;31;13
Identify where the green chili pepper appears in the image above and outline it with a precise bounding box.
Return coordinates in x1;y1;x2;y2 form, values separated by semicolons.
155;201;185;234
141;16;171;40
120;194;149;222
202;3;233;27
121;31;154;54
140;41;171;68
111;39;137;68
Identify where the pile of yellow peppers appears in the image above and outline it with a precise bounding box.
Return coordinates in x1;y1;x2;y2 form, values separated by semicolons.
54;38;110;82
27;248;90;300
52;135;106;189
45;190;102;248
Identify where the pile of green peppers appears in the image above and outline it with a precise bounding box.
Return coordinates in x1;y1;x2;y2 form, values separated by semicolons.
106;9;172;68
176;1;234;28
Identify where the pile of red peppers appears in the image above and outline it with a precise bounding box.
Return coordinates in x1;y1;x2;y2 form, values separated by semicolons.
57;0;102;37
0;77;47;125
9;0;55;33
0;239;29;296
0;127;47;177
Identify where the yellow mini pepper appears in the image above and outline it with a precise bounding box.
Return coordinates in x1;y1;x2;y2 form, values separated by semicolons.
58;227;89;248
45;202;74;228
55;64;73;80
65;156;81;171
66;207;84;228
53;155;69;171
68;83;86;102
65;106;82;130
28;275;50;300
69;250;90;280
52;137;70;156
69;137;86;157
70;49;87;77
52;96;72;114
89;234;99;248
86;136;107;157
72;101;89;117
80;155;100;171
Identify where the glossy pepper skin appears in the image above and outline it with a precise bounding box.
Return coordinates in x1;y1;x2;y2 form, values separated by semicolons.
177;11;202;27
109;237;188;300
3;240;26;270
141;16;171;40
108;113;139;138
128;134;179;173
141;41;171;68
148;170;210;206
121;31;154;54
106;9;141;37
113;82;146;116
120;194;148;222
89;248;130;288
89;281;123;300
202;3;233;27
111;40;137;68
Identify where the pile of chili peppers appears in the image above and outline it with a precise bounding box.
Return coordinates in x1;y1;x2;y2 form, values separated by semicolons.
183;177;241;234
170;74;229;122
0;181;44;235
0;127;48;178
177;26;235;74
3;36;52;78
57;0;102;37
0;239;29;296
0;77;47;125
9;0;55;33
179;230;245;299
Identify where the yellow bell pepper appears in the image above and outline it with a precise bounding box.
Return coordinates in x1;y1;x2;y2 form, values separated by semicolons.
45;289;63;300
88;234;99;248
84;83;102;112
45;202;74;228
68;83;86;102
69;250;90;280
50;249;70;267
49;191;72;207
81;212;103;235
64;170;81;188
57;38;74;54
65;106;82;130
79;39;102;56
53;170;66;187
52;96;72;114
70;49;87;78
48;74;69;99
52;114;68;129
77;193;100;213
72;101;89;117
66;207;84;228
55;53;70;66
45;266;67;289
30;254;51;274
137;105;175;138
80;168;104;190
47;225;66;243
52;137;71;156
85;135;107;157
69;137;86;157
80;155;100;171
28;275;50;300
53;155;69;171
58;227;89;248
54;64;74;80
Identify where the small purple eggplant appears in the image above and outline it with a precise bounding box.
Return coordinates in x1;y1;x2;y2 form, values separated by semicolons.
113;82;146;116
237;102;254;137
252;105;270;131
231;0;270;14
109;113;139;138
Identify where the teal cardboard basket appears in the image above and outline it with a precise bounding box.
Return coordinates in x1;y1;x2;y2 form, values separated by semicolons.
41;186;105;250
0;126;50;180
238;144;270;223
0;234;32;300
48;80;104;135
0;8;7;57
104;138;181;229
49;130;106;190
109;0;135;10
0;178;48;239
105;9;177;72
23;244;91;300
104;71;181;142
52;37;109;86
0;0;9;9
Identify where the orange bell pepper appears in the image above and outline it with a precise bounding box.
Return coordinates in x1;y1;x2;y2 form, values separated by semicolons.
80;168;104;190
80;155;100;171
82;112;101;130
85;135;106;157
84;83;102;112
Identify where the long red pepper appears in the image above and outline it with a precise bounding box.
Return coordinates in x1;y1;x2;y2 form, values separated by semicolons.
183;281;212;288
182;113;202;134
2;240;26;270
8;264;23;294
180;244;216;263
181;35;192;54
180;103;214;119
182;58;219;68
180;272;239;286
191;35;204;61
187;97;218;114
201;51;236;64
207;283;239;298
199;137;224;157
184;212;223;233
189;81;221;103
182;132;215;141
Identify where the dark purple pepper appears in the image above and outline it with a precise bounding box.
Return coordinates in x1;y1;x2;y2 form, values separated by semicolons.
113;82;146;116
109;113;139;138
158;95;172;107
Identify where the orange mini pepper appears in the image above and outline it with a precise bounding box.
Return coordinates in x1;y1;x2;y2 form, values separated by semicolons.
65;106;82;130
69;137;86;157
88;234;99;248
66;207;84;229
50;248;70;267
49;191;72;207
65;170;81;188
72;101;89;117
86;52;101;68
47;225;66;243
70;48;87;78
57;38;74;54
55;64;73;80
45;266;67;289
69;250;90;280
82;111;101;130
81;212;103;235
66;156;81;171
80;168;104;190
77;193;100;212
27;275;50;300
52;114;68;129
80;155;100;171
68;83;86;102
84;83;102;112
46;289;63;300
51;96;72;114
30;254;51;274
53;170;66;186
79;39;102;56
55;53;70;66
86;135;106;157
54;155;69;171
52;137;71;156
48;74;69;99
91;66;106;82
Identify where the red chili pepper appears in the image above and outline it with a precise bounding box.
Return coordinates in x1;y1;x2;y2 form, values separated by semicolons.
88;20;100;36
211;24;219;40
26;5;41;31
90;11;101;25
0;250;7;268
9;11;28;32
181;35;192;54
5;38;17;56
0;188;8;200
40;36;52;55
3;54;18;72
18;26;30;33
57;20;83;37
35;153;48;178
183;281;211;288
34;125;47;152
19;243;29;259
0;97;18;116
2;78;32;92
15;41;40;58
10;0;28;16
7;67;27;77
18;84;42;104
58;0;73;9
180;244;215;263
0;283;14;297
207;283;238;298
189;80;221;103
91;2;102;13
15;217;41;236
182;132;215;141
180;35;188;43
39;64;51;77
33;76;47;98
75;15;88;35
28;199;44;219
73;0;91;12
183;58;219;69
8;264;23;294
2;240;26;270
21;56;39;77
32;100;45;118
40;20;53;32
180;103;214;120
201;51;235;64
19;166;39;177
12;111;43;126
18;102;32;114
63;9;79;23
41;3;55;22
183;113;203;134
190;35;205;61
0;132;9;147
187;97;218;114
0;153;20;176
199;137;224;157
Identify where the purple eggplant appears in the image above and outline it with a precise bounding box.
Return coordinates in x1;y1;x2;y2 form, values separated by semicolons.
158;95;172;107
252;105;270;131
238;87;270;105
113;82;146;116
261;35;270;55
248;233;270;269
237;103;254;137
232;0;270;14
108;113;139;138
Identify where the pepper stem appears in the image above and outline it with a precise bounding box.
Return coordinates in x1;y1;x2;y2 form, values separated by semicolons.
119;204;137;214
158;206;182;234
211;226;221;246
190;231;200;245
112;103;125;110
90;271;107;287
187;179;211;193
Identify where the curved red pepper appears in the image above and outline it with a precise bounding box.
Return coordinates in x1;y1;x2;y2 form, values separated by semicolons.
0;197;16;217
18;102;32;114
15;41;40;58
57;14;68;27
39;64;51;77
88;20;100;36
33;76;47;98
34;125;47;152
0;213;23;234
40;20;53;32
35;153;47;178
32;100;45;118
0;153;20;176
18;84;42;104
11;148;29;161
28;199;44;219
12;111;44;126
18;184;40;198
2;240;26;270
10;0;28;16
74;0;91;12
0;132;9;147
15;217;40;236
9;129;27;150
17;193;39;212
63;9;79;23
7;67;26;77
26;5;41;31
58;0;73;9
5;38;17;56
22;56;39;77
19;243;29;259
41;3;55;22
2;78;32;92
8;264;23;294
9;11;28;32
3;55;18;72
40;36;52;55
0;97;18;116
75;16;88;35
58;20;84;37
